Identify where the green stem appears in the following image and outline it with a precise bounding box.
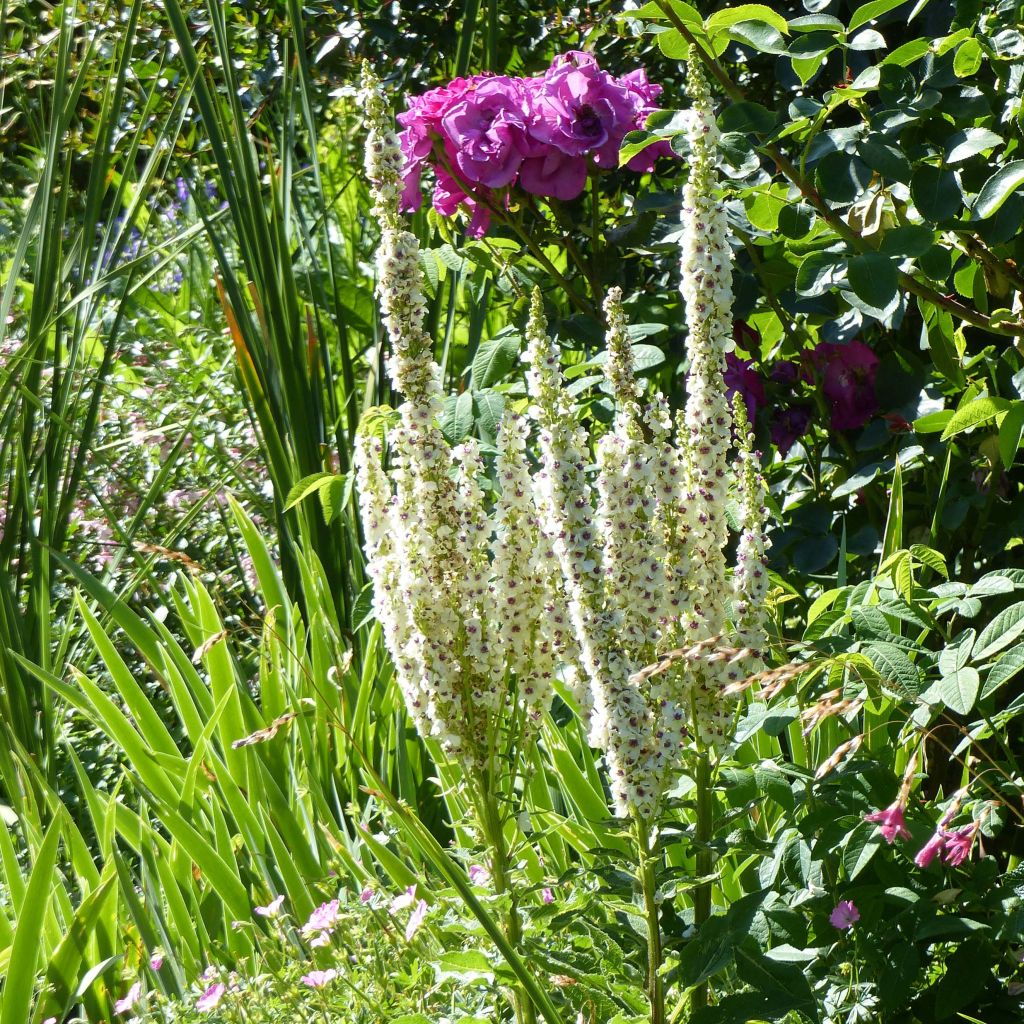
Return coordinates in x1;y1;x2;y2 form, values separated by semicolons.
483;785;537;1024
692;751;714;1015
636;814;665;1024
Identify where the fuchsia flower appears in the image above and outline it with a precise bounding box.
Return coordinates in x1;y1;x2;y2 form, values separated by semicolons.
829;900;860;930
865;802;911;844
196;982;225;1012
114;981;141;1015
301;969;338;988
914;831;947;868
724;353;766;422
943;823;979;866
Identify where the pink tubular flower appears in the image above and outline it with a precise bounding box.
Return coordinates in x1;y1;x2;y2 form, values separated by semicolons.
255;894;285;917
829;900;860;930
541;887;555;904
389;884;417;915
359;886;375;904
942;823;979;866
150;954;164;971
865;802;911;844
196;982;225;1012
301;969;338;988
405;898;428;941
724;353;766;422
114;981;142;1015
914;831;946;868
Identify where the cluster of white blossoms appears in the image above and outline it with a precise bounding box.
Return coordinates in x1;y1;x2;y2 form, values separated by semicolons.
355;57;769;815
355;66;562;767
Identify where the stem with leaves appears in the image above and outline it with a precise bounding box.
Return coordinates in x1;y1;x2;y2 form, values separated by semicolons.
636;814;665;1024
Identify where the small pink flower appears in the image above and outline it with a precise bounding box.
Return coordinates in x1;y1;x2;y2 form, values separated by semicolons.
301;969;338;988
829;900;859;930
359;886;375;904
468;864;489;885
914;831;946;868
864;803;911;844
196;982;225;1012
150;954;164;971
541;887;555;905
114;981;141;1014
405;898;428;941
302;899;340;938
389;884;417;915
255;894;285;917
309;931;331;948
942;823;979;866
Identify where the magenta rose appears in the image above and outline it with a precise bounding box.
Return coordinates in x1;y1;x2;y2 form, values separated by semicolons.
770;405;812;454
805;340;879;431
528;52;636;168
440;76;529;189
619;68;674;172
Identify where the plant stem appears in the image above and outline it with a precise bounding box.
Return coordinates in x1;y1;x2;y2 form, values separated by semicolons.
692;750;714;1015
635;814;665;1024
483;785;537;1024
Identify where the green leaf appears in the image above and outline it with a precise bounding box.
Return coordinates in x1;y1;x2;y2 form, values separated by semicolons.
843;822;882;880
848;252;898;312
864;641;920;698
849;0;909;32
879;224;934;257
940;396;1008;440
816;152;873;205
719;101;777;135
937;667;980;715
435;951;495;984
982;645;1024;698
441;391;475;443
795;250;845;296
705;4;790;36
857;139;911;182
953;37;983;77
945;127;1003;165
1;818;61;1024
727;21;788;54
473;389;506;443
284;471;337;511
998;403;1024;467
974;161;1024;220
911;165;961;222
471;332;520;390
974;601;1024;661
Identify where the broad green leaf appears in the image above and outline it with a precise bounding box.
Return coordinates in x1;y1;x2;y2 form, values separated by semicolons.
719;101;777;135
879;224;934;257
982;645;1024;698
945;127;1003;165
627;0;702;22
473;389;506;443
470;332;520;390
974;161;1024;220
727;21;789;54
974;601;1024;661
1;818;61;1024
940;396;1008;440
911;165;961;222
998;403;1024;467
864;640;919;698
440;390;475;443
284;471;338;511
705;4;790;36
849;0;909;32
843;822;882;879
796;250;845;296
953;37;983;77
937;667;980;715
848;252;898;312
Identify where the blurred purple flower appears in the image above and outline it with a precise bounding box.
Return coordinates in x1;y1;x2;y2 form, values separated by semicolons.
114;982;141;1015
724;353;765;422
942;823;979;866
405;898;428;941
805;340;879;431
541;887;555;904
770;405;812;454
914;831;946;868
301;969;338;988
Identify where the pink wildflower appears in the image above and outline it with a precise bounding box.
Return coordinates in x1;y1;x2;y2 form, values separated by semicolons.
389;884;417;915
942;823;979;866
114;981;141;1015
301;969;338;988
405;898;428;941
359;886;375;904
302;899;340;938
541;887;555;905
468;864;489;885
829;900;859;930
150;954;164;971
196;982;225;1012
864;803;911;844
255;894;285;917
